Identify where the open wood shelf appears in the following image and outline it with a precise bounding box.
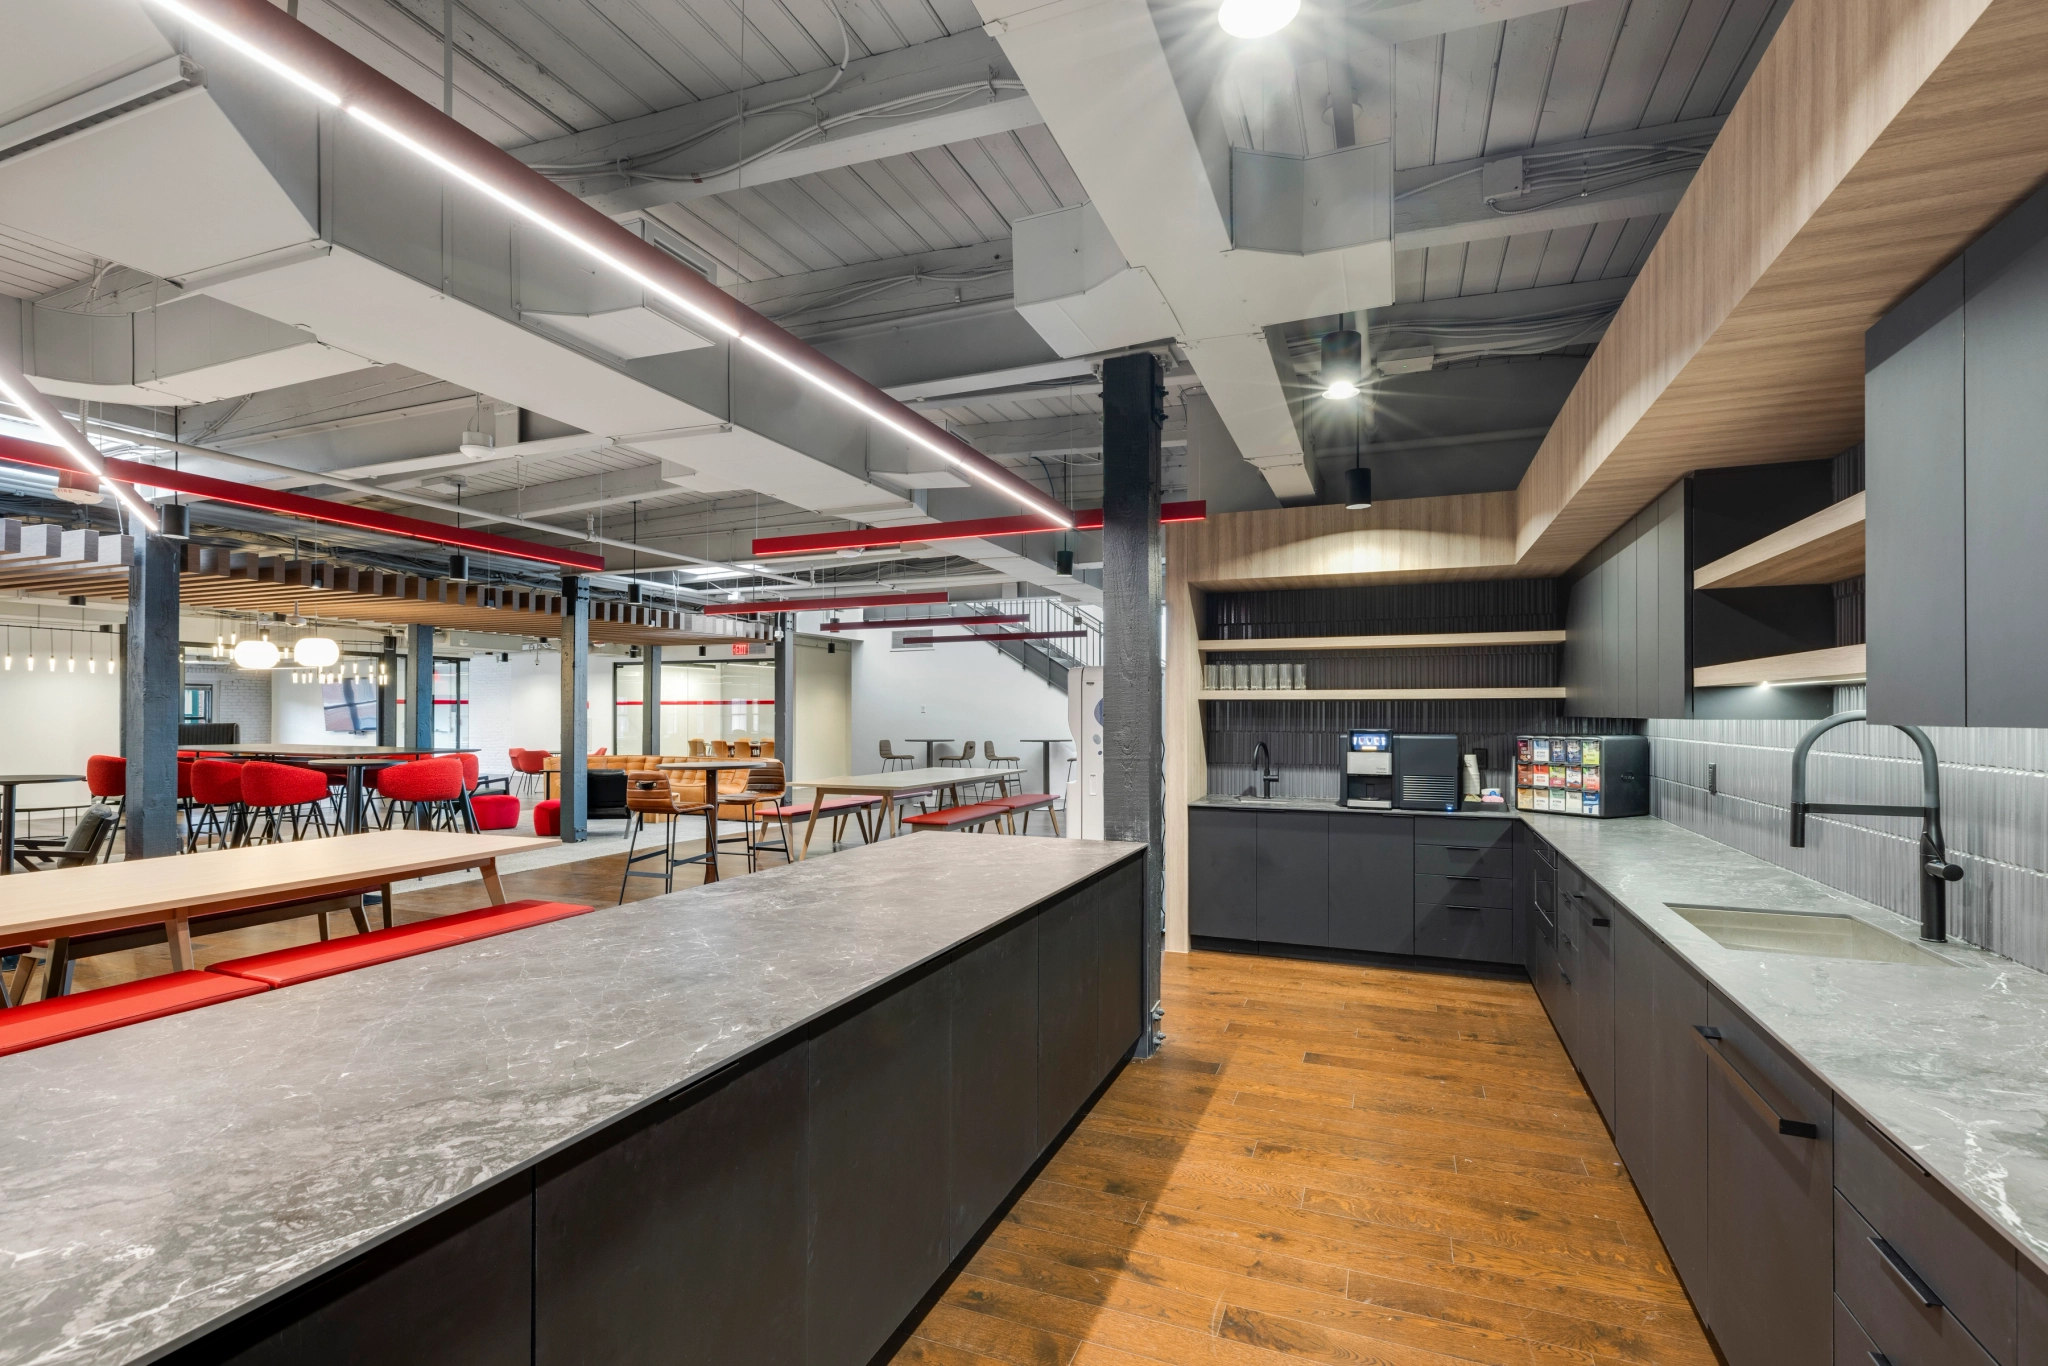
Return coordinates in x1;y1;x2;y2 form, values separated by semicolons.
1693;492;1865;590
1692;644;1866;688
1198;630;1566;652
1199;687;1568;701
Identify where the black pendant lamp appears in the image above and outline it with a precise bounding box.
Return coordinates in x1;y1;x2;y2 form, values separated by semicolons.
1344;466;1373;510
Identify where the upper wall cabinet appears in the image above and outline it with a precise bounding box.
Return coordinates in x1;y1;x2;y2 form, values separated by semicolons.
1564;482;1689;719
1867;182;2048;726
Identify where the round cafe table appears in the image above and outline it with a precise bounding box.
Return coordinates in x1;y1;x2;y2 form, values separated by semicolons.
0;775;86;874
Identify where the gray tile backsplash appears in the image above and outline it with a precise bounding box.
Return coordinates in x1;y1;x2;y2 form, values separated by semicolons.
1649;686;2048;970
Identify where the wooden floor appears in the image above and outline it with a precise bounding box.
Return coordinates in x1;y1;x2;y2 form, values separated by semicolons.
890;950;1715;1366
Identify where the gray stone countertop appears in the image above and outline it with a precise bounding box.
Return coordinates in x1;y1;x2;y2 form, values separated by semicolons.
1524;813;2048;1272
1191;796;1519;819
0;835;1144;1366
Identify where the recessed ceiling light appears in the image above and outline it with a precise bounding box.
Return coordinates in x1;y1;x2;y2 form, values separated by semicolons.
1218;0;1299;38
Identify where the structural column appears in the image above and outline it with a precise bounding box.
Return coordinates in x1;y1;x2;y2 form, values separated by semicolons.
774;616;795;770
376;634;398;746
122;530;181;860
558;577;589;842
640;644;662;757
1100;350;1165;1059
407;624;435;752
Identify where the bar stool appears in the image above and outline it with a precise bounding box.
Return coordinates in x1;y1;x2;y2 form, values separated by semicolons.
719;760;787;870
377;757;466;830
239;762;334;844
187;759;245;850
618;769;719;897
84;755;125;861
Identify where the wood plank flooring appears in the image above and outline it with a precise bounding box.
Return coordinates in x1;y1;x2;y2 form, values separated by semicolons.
889;950;1714;1366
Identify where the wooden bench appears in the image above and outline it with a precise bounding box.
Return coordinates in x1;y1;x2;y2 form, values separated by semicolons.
901;802;1010;833
0;971;269;1058
986;792;1060;835
759;796;885;850
208;900;596;989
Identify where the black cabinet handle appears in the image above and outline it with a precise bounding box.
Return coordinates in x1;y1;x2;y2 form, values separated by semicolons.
1589;917;1611;927
1869;1353;1894;1366
1443;844;1483;851
1870;1237;1942;1307
1693;1026;1819;1139
1559;969;1571;986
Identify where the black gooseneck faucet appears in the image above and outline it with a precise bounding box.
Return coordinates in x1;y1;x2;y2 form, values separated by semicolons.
1250;740;1278;799
1789;709;1963;942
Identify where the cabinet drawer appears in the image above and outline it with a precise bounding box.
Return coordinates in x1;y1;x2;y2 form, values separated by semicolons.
1416;873;1512;910
1414;817;1512;849
1416;902;1515;963
1838;1105;2017;1364
1838;1294;1881;1366
1531;831;1557;870
1415;841;1514;879
1837;1192;1998;1366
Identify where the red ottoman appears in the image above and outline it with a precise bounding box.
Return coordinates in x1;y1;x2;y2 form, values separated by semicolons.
471;793;521;830
534;799;561;836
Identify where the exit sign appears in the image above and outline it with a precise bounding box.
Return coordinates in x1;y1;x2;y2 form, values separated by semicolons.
731;642;749;656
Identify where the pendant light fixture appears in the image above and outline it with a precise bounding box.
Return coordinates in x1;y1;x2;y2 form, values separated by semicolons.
233;628;282;670
293;634;340;668
1345;466;1373;510
1218;0;1299;37
1320;329;1364;401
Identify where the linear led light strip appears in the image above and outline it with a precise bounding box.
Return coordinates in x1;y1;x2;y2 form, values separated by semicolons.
0;365;157;531
145;0;1073;531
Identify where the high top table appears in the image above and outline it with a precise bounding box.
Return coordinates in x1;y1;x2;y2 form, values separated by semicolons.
792;766;1022;858
0;830;550;972
0;774;85;874
179;744;476;834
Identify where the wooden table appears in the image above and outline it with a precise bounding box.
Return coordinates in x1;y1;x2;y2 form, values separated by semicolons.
793;767;1022;859
179;745;475;834
0;830;551;974
0;774;85;875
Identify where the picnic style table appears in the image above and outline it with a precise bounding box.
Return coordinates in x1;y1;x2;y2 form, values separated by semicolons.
792;766;1022;859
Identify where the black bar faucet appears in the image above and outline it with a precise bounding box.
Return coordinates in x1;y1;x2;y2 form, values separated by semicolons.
1789;709;1962;942
1251;740;1278;799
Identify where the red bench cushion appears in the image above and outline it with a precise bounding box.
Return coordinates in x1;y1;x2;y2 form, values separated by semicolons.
761;796;883;818
209;900;596;988
471;793;521;830
904;803;1008;829
0;971;268;1058
988;793;1054;810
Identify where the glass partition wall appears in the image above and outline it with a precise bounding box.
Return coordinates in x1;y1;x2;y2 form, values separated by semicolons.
613;659;775;755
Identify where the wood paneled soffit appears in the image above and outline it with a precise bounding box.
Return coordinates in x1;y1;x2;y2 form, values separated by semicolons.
1177;0;2048;592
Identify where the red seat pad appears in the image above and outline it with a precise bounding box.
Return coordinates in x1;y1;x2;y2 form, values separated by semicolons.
761;796;883;818
987;794;1054;809
208;900;596;988
903;803;1008;828
0;971;268;1058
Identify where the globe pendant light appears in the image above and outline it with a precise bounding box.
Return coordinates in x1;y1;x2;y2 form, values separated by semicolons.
233;629;281;670
293;635;340;668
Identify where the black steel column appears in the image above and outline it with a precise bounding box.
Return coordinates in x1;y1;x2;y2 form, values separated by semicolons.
377;635;398;746
559;577;589;842
640;645;662;756
123;532;181;859
774;616;795;768
1101;351;1165;1060
408;624;435;751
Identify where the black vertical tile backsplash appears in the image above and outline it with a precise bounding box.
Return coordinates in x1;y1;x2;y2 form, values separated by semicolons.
1201;581;1639;798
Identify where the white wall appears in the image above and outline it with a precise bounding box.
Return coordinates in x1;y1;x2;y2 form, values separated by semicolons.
794;636;852;782
272;672;380;746
0;657;119;808
842;629;1072;790
468;650;565;776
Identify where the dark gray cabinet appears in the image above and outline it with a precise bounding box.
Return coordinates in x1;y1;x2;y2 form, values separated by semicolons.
2021;1258;2048;1366
1187;807;1257;940
1611;913;1655;1181
1256;812;1330;947
1649;932;1710;1297
1568;881;1616;1124
1328;816;1413;953
1563;479;1689;720
1705;987;1835;1366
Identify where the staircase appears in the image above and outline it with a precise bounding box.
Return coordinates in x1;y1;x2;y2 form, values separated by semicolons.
858;598;1103;692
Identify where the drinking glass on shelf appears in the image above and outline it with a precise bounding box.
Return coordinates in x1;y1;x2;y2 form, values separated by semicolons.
1203;662;1218;690
1234;662;1250;689
1294;662;1307;690
1264;662;1280;690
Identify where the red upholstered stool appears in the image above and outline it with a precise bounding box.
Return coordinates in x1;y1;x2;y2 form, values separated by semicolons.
471;793;520;830
534;799;561;836
0;971;268;1058
209;900;596;988
378;757;465;830
186;759;244;850
239;761;333;844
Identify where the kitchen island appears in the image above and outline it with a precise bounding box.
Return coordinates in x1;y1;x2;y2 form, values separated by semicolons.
0;836;1146;1366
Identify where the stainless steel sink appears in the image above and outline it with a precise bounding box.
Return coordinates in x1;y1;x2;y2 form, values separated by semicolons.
1666;905;1954;966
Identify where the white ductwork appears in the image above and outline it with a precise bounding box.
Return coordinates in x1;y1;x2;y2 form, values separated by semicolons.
1013;202;1182;356
986;0;1394;502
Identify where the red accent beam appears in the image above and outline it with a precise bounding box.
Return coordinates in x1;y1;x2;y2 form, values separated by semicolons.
0;433;605;571
750;501;1209;558
903;631;1089;643
821;615;1025;631
702;591;950;616
168;0;1071;529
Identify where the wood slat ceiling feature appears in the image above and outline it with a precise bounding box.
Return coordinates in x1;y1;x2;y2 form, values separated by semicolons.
1165;495;1518;592
1514;0;2048;575
0;531;754;647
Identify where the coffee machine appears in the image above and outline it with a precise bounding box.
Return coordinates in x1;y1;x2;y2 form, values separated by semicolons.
1341;730;1393;807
